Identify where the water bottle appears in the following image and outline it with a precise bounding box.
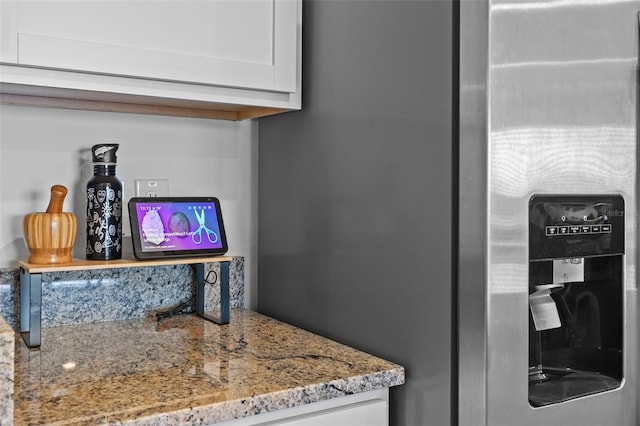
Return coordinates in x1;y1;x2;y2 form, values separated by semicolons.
86;144;123;260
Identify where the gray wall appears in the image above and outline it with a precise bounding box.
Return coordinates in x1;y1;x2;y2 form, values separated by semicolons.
258;1;455;425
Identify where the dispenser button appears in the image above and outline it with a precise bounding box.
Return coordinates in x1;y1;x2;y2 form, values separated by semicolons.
558;226;569;235
546;226;558;236
601;224;612;233
591;225;601;233
580;225;591;234
569;226;580;234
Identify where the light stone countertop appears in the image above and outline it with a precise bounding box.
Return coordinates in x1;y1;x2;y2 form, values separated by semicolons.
12;309;404;425
0;315;13;425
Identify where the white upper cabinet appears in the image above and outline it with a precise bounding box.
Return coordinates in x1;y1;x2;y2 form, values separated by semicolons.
0;1;17;63
0;0;301;120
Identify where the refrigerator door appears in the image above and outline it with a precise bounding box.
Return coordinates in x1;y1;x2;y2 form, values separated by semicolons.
460;1;639;425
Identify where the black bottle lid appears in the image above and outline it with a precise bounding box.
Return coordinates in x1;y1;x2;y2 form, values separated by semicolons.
91;144;119;164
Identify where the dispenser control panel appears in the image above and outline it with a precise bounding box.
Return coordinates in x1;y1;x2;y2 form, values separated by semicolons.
545;224;612;236
529;194;624;260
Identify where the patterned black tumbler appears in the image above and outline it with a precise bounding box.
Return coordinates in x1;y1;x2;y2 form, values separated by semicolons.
86;144;123;260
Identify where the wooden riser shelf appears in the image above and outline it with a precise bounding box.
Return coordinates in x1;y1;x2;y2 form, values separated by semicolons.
19;256;234;273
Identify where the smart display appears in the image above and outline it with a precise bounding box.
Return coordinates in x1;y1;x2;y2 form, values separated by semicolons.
128;197;228;259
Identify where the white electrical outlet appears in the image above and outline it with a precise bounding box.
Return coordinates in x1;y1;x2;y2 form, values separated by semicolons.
134;179;169;197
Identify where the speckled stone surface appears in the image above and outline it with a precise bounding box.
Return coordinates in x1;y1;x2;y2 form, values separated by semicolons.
0;269;18;331
13;309;404;425
0;316;14;426
0;257;244;330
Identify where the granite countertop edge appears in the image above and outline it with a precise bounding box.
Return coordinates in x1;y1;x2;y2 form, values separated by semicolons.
127;368;405;425
0;315;14;423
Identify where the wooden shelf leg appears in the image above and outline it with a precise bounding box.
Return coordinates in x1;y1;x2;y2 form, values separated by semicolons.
195;261;230;325
20;267;42;348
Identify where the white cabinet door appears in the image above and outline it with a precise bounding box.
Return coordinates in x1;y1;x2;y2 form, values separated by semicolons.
259;399;388;426
0;1;18;63
8;0;297;92
214;390;390;426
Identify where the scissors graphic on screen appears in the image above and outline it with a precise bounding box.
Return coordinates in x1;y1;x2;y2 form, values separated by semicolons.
192;208;219;245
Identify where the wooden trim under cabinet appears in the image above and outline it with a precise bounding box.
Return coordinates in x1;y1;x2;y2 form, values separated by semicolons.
0;90;291;121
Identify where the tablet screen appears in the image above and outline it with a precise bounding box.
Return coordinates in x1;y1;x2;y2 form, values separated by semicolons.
128;197;228;259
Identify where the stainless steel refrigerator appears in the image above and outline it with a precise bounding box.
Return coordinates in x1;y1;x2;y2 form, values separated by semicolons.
258;1;639;425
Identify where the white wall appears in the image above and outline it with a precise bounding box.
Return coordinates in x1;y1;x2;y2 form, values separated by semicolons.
0;104;257;308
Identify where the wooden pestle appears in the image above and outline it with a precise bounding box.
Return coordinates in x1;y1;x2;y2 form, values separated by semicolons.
46;184;68;214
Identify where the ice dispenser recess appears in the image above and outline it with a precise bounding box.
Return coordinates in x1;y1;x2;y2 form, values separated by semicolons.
528;195;624;407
